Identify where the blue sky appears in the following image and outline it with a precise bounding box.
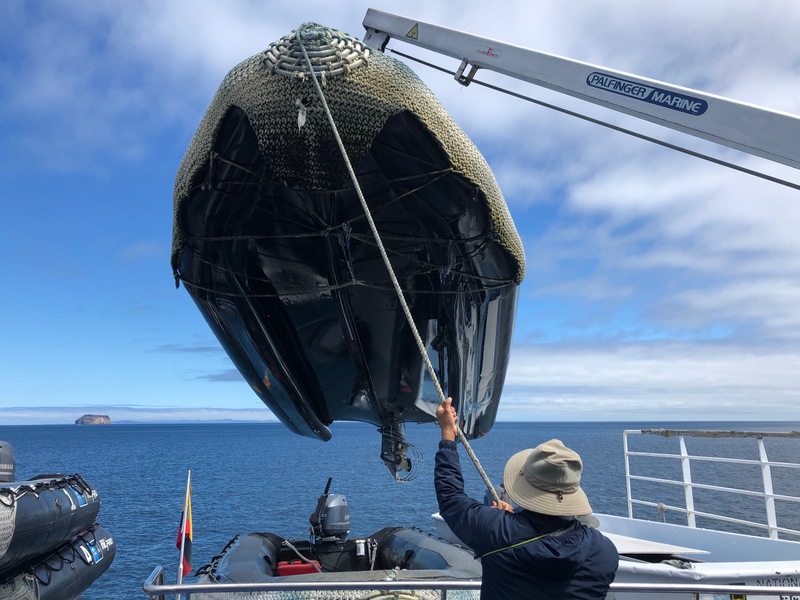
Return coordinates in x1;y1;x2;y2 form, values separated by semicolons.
2;0;800;425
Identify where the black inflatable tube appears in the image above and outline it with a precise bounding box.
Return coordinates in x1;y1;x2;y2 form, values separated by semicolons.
0;524;115;600
0;475;101;574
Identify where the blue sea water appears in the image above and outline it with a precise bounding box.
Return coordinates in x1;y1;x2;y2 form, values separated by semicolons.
1;420;799;599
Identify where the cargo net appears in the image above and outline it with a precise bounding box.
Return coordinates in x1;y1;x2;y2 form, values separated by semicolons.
172;22;524;283
0;578;34;600
264;23;370;78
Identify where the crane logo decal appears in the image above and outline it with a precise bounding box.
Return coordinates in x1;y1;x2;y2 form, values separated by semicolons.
474;46;502;59
587;72;708;116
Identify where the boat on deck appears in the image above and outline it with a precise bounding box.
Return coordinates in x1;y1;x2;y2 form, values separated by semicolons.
186;478;481;599
0;524;115;600
0;473;101;574
0;442;116;599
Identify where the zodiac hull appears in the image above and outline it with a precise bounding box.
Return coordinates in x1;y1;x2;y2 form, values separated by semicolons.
0;525;115;600
0;475;100;574
171;24;524;470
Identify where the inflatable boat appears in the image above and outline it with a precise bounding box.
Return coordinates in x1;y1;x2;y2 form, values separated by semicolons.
0;442;115;599
0;524;115;600
170;22;524;476
0;474;100;573
192;480;480;599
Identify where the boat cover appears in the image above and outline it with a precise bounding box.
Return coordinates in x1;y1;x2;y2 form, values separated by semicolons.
171;23;524;462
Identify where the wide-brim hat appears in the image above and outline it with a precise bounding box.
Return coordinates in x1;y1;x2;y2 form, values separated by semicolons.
503;439;592;516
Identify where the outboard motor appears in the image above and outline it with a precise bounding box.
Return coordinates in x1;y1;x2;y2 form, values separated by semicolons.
0;441;15;483
309;477;350;544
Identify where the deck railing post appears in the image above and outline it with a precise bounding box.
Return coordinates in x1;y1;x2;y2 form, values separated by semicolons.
624;431;633;518
758;437;779;539
679;436;696;527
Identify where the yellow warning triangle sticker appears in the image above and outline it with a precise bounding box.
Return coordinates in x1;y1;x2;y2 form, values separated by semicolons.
406;23;419;39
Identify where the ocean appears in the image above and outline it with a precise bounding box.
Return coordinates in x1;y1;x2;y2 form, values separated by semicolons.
1;420;799;599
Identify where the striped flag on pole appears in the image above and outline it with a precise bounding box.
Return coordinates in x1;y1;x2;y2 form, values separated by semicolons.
176;471;193;581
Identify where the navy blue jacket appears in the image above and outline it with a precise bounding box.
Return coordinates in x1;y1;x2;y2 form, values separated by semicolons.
435;440;618;599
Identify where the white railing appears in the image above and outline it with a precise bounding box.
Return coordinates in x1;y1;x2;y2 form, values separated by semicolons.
143;565;800;599
624;429;800;539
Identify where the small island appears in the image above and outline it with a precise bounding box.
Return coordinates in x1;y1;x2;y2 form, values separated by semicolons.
75;414;111;425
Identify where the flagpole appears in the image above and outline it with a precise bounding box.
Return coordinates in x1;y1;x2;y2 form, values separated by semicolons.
177;469;191;599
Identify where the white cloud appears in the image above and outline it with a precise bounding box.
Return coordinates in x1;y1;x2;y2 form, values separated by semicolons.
0;405;276;425
502;342;800;420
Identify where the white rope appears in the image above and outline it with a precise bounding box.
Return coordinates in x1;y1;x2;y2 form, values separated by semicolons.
282;540;322;573
296;31;500;506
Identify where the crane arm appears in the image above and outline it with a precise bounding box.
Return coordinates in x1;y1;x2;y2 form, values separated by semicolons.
362;9;800;170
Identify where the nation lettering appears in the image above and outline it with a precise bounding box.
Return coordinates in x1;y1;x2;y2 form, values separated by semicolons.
757;576;799;586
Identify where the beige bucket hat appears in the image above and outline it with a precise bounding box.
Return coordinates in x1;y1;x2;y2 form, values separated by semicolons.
503;439;592;516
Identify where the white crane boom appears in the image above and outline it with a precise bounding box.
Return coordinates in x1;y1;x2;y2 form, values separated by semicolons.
362;9;800;170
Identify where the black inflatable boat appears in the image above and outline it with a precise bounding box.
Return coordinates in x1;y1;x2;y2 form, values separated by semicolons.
192;480;480;599
0;474;100;574
171;22;524;476
0;442;115;599
0;524;115;600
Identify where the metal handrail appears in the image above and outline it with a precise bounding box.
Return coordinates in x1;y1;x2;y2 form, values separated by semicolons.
629;499;800;537
143;566;800;598
144;566;481;599
628;450;800;470
639;429;800;439
625;429;800;539
629;474;800;504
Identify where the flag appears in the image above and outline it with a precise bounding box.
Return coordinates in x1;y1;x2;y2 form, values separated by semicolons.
176;479;192;578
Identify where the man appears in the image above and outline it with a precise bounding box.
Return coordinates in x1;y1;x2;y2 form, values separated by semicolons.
435;398;618;599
